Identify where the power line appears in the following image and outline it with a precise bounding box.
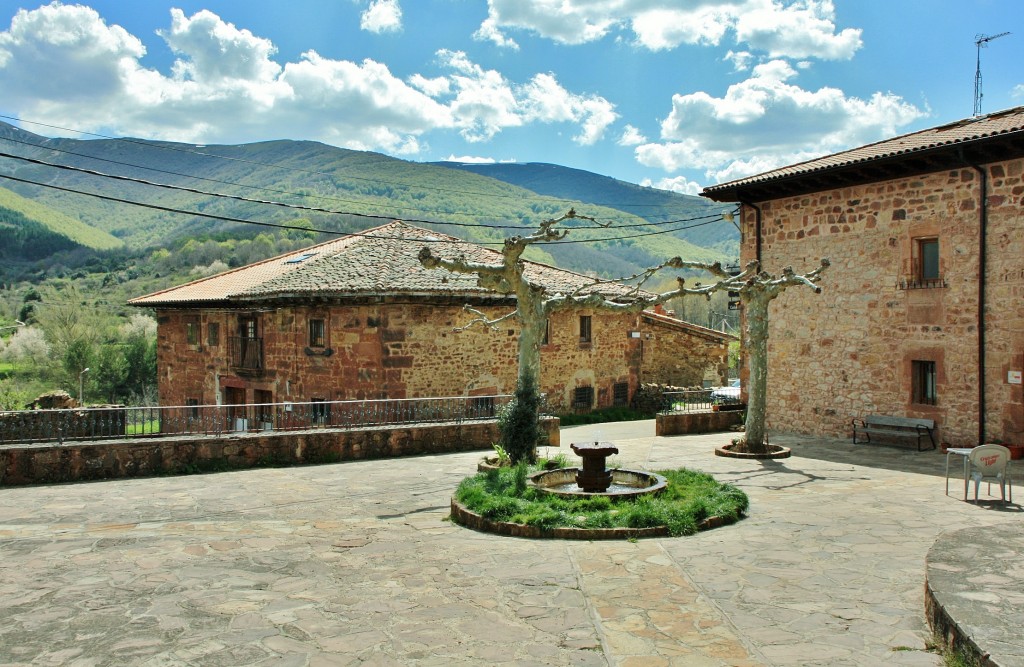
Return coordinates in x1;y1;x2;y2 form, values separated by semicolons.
0;150;733;231
0;171;736;246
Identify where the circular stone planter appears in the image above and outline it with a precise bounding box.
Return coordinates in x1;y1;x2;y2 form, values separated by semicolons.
714;443;791;459
450;499;731;540
528;468;667;500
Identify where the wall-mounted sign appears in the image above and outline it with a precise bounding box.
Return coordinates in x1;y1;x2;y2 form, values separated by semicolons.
1009;370;1022;385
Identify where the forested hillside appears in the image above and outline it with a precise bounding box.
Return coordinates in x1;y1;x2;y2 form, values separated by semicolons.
434;161;738;254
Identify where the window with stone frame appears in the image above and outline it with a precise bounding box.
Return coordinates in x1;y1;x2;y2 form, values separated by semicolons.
185;319;200;346
911;360;937;406
573;385;594;411
902;236;944;289
207;322;220;347
579;315;592;344
308;318;326;348
541;318;550;345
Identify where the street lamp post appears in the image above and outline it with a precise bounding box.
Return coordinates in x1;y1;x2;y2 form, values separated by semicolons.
79;367;90;406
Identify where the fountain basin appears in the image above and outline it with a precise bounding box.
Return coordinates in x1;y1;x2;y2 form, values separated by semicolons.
529;468;667;500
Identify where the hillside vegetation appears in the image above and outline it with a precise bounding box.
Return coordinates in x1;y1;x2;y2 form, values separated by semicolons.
0;187;123;257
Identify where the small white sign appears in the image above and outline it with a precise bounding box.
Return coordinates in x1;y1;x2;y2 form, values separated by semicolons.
1009;370;1022;385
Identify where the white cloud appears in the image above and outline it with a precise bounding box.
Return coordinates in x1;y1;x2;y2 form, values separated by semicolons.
435;50;617;145
0;2;146;105
1013;84;1024;99
0;4;612;157
735;0;861;60
724;50;753;72
637;59;925;182
473;17;519;50
640;175;703;195
360;0;402;34
161;9;280;83
443;154;496;164
478;0;862;60
618;125;647;146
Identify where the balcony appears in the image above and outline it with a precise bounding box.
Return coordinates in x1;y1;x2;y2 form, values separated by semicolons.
230;336;264;374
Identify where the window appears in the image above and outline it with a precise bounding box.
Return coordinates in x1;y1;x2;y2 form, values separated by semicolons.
185;320;200;346
239;316;258;339
912;360;937;406
542;318;550;345
918;238;939;281
573;386;594;411
579;315;592;344
207;322;220;347
308;318;326;348
186;397;200;420
613;382;629;407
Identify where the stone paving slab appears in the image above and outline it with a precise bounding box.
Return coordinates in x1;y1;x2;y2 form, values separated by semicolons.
0;422;1019;666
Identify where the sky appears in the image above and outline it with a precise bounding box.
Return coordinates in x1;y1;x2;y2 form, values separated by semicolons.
0;1;1022;195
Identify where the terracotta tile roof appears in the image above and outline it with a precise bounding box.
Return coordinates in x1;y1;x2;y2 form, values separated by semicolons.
129;221;644;306
641;309;736;343
702;106;1024;199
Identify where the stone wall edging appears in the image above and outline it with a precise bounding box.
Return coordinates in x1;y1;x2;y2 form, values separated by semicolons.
0;417;559;487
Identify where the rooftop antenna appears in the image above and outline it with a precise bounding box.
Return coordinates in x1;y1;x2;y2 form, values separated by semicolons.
973;32;1010;116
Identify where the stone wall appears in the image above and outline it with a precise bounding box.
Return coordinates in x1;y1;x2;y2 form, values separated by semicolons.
638;311;732;387
0;416;560;487
157;301;727;415
740;160;1024;446
655;411;744;436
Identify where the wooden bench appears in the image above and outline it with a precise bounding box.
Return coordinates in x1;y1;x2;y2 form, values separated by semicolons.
852;415;937;451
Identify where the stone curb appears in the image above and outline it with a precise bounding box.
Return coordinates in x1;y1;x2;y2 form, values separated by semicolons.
450;498;732;540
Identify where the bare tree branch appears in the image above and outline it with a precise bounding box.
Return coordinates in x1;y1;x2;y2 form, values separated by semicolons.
453;305;518;332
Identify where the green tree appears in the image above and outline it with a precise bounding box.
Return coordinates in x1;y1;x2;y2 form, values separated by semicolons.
94;343;128;403
63;337;95;401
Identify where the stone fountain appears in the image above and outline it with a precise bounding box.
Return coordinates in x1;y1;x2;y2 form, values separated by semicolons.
529;440;666;499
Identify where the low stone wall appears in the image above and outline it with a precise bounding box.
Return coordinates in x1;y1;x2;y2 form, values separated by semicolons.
0;417;560;487
655;411;743;436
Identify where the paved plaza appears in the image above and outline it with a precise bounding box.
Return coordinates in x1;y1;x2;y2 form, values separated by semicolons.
1;422;1020;666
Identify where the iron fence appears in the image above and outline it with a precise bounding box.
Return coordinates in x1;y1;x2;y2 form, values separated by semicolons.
0;395;513;445
661;389;744;414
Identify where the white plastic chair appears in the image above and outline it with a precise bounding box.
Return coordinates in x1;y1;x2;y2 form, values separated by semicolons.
967;444;1012;503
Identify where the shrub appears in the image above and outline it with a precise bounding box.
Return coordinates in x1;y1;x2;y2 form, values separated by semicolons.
498;372;543;464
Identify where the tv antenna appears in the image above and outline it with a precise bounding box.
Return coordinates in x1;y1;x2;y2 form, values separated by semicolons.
973;32;1010;116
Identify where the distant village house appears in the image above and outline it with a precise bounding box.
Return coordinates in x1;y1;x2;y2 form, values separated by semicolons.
130;222;733;413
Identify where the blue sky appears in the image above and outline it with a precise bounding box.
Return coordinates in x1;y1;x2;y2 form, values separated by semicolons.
1;1;1021;194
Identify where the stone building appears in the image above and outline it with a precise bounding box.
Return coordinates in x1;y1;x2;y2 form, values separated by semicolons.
130;221;732;413
702;106;1024;446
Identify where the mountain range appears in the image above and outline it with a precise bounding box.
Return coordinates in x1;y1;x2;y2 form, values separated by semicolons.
0;120;738;282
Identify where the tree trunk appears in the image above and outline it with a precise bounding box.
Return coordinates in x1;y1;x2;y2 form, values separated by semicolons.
741;294;770;454
516;290;545;388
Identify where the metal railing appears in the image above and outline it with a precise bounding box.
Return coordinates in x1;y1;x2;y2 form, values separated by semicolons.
0;395;513;445
661;389;744;414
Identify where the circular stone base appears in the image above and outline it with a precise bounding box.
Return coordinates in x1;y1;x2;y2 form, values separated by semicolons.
529;468;667;499
714;443;791;459
450;499;669;540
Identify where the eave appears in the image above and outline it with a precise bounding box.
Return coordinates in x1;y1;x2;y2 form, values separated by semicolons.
702;129;1024;203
